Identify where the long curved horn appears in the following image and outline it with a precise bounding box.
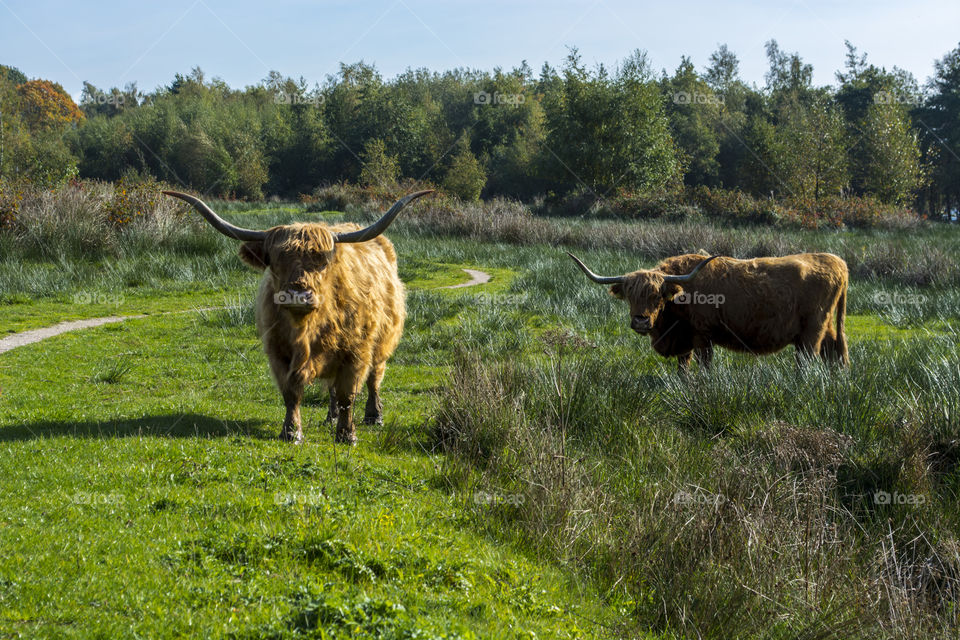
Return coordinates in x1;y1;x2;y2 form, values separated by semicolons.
566;252;626;285
661;255;721;283
334;190;434;243
162;191;267;241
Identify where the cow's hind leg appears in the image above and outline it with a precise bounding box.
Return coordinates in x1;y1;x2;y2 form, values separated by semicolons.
795;319;829;368
363;361;386;425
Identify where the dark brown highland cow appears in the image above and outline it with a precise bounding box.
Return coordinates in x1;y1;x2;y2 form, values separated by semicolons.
164;190;433;444
568;251;849;372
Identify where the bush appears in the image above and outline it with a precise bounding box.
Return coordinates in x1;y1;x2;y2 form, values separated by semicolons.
358;139;401;188
1;177;195;258
441;143;486;202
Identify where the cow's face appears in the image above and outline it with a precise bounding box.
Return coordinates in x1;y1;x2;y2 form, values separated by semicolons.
610;271;683;335
238;224;335;317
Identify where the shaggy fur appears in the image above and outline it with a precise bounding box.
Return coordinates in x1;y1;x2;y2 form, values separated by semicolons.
609;252;849;372
239;221;405;444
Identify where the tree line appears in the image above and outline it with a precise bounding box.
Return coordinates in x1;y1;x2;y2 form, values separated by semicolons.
1;40;958;217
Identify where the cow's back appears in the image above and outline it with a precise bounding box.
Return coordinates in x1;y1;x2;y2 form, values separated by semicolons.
665;252;847;354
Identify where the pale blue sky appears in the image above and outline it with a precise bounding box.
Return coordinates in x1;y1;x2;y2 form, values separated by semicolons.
2;0;958;100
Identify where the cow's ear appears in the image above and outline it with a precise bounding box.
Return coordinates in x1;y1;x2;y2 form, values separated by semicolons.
662;282;683;301
609;283;624;299
239;241;269;270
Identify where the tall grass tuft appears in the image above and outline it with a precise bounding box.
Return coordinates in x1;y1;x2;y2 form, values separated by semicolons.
433;330;960;638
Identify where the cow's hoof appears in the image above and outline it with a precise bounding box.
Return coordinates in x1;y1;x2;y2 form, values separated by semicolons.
335;433;358;446
279;430;304;445
362;415;383;426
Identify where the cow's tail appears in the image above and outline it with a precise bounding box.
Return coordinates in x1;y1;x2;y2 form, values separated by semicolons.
835;284;849;366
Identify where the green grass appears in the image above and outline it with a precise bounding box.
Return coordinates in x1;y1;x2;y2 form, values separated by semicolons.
0;313;617;639
2;202;960;638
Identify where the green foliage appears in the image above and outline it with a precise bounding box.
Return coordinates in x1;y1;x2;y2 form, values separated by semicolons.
542;49;680;196
858;102;923;204
359;138;400;188
662;57;723;186
752;93;849;200
0;64;27;86
4;40;960;214
441;139;486;201
918;43;960;218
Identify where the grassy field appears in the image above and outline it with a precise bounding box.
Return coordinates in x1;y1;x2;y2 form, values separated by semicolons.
2;200;960;638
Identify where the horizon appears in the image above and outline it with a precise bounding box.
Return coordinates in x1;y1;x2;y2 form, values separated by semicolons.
2;0;959;101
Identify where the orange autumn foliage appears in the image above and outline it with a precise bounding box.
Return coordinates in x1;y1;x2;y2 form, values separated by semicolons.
16;80;84;130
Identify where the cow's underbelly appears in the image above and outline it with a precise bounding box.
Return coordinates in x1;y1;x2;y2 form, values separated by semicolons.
707;319;798;355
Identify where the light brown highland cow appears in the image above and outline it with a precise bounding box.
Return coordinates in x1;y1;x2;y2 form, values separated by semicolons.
164;190;432;444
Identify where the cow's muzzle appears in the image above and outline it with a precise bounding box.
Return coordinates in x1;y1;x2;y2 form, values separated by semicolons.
273;289;320;314
631;315;651;334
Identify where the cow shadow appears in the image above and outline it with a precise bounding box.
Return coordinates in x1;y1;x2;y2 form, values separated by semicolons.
0;413;274;441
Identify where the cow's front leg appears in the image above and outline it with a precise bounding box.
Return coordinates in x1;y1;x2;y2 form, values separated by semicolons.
677;352;693;377
280;378;305;444
333;370;364;446
267;351;305;443
363;361;386;425
693;340;713;370
325;386;339;424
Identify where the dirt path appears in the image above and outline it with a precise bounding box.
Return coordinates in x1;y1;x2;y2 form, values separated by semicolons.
0;268;493;356
0;316;145;355
442;268;491;289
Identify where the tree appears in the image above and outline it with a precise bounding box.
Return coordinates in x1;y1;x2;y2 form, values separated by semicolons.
918;43;960;217
80;81;142;118
442;138;486;201
359;138;400;187
702;45;763;191
0;65;27;86
764;40;813;96
858;101;922;204
542;49;679;197
16;80;84;130
704;44;740;93
0;76;80;182
752;94;849;200
662;57;722;186
833;42;922;202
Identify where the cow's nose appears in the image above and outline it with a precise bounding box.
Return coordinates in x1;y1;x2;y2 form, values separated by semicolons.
631;315;650;332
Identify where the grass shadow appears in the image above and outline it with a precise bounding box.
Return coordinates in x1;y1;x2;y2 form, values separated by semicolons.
0;413;273;441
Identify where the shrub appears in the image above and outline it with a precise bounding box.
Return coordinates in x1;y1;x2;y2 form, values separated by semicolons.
441;143;486;202
358;138;400;188
1;177;194;258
